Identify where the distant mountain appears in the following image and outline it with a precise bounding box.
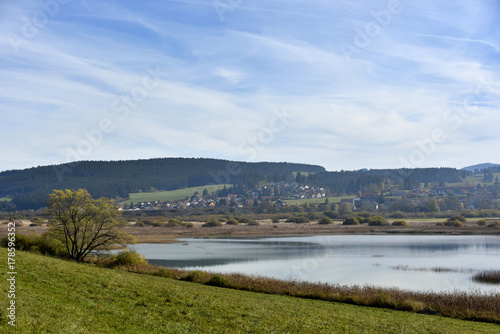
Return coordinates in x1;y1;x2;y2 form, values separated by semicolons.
461;163;500;173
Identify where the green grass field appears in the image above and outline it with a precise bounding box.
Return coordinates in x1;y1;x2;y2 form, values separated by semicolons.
0;197;11;202
1;249;499;333
447;173;500;187
119;184;231;205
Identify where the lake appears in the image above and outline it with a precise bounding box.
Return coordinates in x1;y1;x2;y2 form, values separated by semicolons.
131;235;500;293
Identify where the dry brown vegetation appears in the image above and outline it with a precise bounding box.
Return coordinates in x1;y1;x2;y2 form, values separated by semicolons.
2;218;500;243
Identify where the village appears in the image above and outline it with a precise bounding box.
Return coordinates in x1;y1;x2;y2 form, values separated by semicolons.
123;178;500;213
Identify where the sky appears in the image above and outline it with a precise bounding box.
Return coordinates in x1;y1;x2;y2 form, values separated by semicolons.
1;0;499;173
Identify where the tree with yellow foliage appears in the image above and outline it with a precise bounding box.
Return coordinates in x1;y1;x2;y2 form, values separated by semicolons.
48;189;134;261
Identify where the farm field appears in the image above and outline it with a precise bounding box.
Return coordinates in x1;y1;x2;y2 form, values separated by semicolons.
119;184;231;205
1;248;499;333
447;173;500;187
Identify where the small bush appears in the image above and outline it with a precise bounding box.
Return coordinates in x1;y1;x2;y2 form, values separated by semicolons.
435;222;444;227
1;233;66;257
226;218;240;225
181;271;211;283
488;221;500;228
139;218;155;226
182;222;194;228
444;219;463;227
11;233;42;251
202;219;223;227
286;216;310;224
357;212;372;218
318;217;334;225
323;211;337;219
343;217;359;225
238;218;258;225
134;221;146;227
366;216;389;226
90;254;117;267
390;212;406;219
113;250;148;266
392;220;408;226
271;217;280;224
447;215;466;223
151;221;167;227
30;217;46;225
307;212;324;220
207;275;231;288
154;268;175;278
477;219;488;226
164;219;182;227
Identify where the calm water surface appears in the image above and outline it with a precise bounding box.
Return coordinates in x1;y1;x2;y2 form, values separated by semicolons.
132;235;500;293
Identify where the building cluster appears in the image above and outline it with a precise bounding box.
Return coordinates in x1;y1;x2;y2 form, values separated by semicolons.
122;181;326;211
341;183;500;212
122;180;500;212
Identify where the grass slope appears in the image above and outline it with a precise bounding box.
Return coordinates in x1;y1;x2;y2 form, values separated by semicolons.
120;184;231;205
1;249;499;333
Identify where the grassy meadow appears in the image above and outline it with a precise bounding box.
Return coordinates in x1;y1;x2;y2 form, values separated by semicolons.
1;248;500;333
447;172;500;187
119;184;231;205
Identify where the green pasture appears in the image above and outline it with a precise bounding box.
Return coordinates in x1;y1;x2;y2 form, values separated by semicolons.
120;184;231;205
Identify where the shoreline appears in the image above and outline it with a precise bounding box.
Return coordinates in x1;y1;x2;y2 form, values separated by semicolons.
124;219;500;243
3;219;499;244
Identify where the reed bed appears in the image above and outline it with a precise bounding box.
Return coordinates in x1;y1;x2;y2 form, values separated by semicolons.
117;263;500;325
390;265;476;273
473;270;500;284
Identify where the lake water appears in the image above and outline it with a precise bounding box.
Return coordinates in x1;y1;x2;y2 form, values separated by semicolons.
131;235;500;293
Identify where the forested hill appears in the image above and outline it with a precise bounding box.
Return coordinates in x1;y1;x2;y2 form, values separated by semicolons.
0;158;472;211
307;168;471;195
0;158;326;210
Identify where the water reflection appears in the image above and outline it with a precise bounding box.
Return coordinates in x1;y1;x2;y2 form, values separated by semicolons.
132;235;500;293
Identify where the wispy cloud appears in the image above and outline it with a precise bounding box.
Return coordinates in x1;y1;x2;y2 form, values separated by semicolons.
0;0;498;171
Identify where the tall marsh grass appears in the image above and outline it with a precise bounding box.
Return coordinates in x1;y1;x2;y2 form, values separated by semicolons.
473;270;500;284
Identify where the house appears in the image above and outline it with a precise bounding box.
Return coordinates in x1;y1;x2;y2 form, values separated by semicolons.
341;198;360;210
274;200;288;207
360;193;380;202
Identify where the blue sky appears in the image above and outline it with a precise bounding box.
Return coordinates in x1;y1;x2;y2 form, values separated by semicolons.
1;0;499;172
